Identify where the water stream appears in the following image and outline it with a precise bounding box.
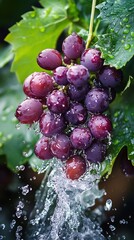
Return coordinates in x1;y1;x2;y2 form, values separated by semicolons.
26;159;106;240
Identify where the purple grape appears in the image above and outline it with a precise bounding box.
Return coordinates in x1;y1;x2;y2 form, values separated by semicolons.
67;65;89;87
63;55;71;65
15;98;43;124
67;83;90;102
65;102;87;125
65;155;86;180
88;115;112;139
39;110;65;137
46;90;70;114
23;72;54;99
34;136;53;160
85;140;107;163
98;65;123;88
85;88;109;114
23;73;36;98
53;66;68;85
50;134;72;160
70;127;92;150
93;80;116;103
62;32;85;60
81;48;104;72
37;49;62;70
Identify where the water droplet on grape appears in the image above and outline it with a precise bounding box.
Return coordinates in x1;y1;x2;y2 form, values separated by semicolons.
124;43;131;50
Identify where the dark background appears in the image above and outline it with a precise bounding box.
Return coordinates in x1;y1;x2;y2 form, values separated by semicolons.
0;1;134;239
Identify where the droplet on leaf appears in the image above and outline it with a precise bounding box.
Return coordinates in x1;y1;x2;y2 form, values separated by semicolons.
124;44;131;50
131;32;134;37
123;29;129;34
123;17;129;22
39;26;45;32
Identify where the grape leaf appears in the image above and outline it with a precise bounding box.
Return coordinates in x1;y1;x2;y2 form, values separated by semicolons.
5;0;77;83
100;81;134;177
0;66;39;171
96;0;134;69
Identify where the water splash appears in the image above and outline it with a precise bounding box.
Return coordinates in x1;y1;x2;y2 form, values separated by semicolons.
26;159;106;240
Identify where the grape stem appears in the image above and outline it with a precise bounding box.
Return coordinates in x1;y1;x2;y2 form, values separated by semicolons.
86;0;97;49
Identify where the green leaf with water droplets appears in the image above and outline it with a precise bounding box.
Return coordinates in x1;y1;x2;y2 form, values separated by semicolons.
101;81;134;177
5;0;76;83
0;66;39;171
96;0;134;68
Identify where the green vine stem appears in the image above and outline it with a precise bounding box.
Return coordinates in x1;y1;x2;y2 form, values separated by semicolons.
86;0;97;49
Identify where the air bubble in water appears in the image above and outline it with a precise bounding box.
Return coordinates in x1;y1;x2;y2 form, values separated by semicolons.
110;216;115;223
16;123;21;130
16;201;24;219
16;165;25;171
104;199;112;211
109;224;116;232
0;224;5;230
119;219;128;225
16;225;23;240
21;185;32;195
10;219;16;229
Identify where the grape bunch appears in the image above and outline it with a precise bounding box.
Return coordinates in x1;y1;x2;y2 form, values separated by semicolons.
15;32;123;180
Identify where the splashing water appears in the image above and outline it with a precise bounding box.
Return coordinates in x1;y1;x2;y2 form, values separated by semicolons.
26;159;106;240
